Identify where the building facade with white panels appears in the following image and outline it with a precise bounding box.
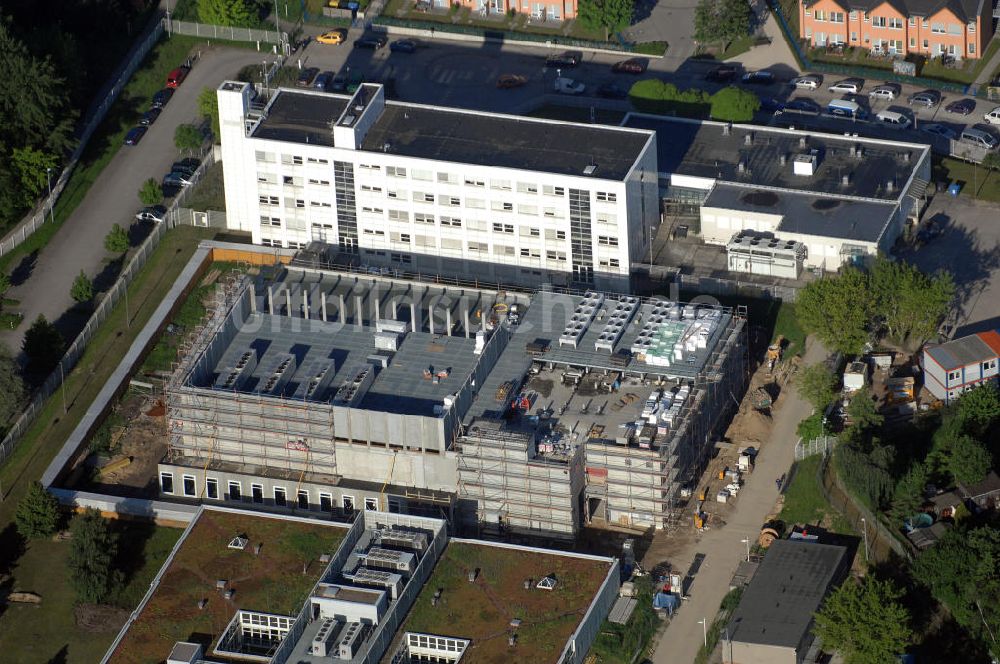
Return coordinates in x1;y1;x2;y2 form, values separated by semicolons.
218;81;659;290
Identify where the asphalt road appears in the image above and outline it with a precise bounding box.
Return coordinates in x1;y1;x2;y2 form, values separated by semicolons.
648;339;828;664
0;45;275;353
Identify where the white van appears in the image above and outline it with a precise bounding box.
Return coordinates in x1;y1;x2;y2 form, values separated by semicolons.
827;98;865;119
960;127;998;150
985;107;1000;125
875;110;911;128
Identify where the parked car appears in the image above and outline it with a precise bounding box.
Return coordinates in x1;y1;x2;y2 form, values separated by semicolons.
316;29;347;45
916;219;944;244
172;158;200;175
166;66;190;89
151;88;174;108
297;67;320;87
868;83;900;100
496;74;528;89
612;58;647;74
784;98;822;113
704;64;738;82
389;39;418;53
921;123;957;140
354;35;388;49
123;126;147;145
553;77;585;95
331;73;348;92
597;81;628;99
135;205;167;223
545;51;581;68
163;171;194;188
139;108;161;126
313;71;335;91
828;78;864;94
759;96;784;112
984;106;1000;125
741;70;774;85
961;126;998;149
908;90;941;107
792;74;821;90
946;98;976;115
875;109;911;128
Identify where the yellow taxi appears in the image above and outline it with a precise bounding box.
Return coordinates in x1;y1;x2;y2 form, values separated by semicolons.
316;29;348;45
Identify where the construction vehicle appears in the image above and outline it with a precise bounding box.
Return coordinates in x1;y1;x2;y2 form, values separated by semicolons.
751;385;773;413
766;335;784;372
887;376;915;403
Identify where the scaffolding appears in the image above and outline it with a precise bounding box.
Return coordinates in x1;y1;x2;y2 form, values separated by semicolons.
456;419;581;539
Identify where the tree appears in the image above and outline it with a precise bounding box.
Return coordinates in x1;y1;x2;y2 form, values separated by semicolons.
709;86;760;122
11;146;58;207
982;152;1000;189
198;87;220;139
796;412;826;440
946;435;992;485
955;383;1000;438
891;462;928;519
798;363;838;410
138;178;162;206
104;224;130;253
15;481;60;539
197;0;259;27
70;271;93;303
577;0;634;40
174;123;204;154
0;271;10;299
813;576;912;664
68;509;123;604
0;348;26;424
868;258;953;348
846;390;883;432
796;267;871;355
694;0;751;44
22;314;64;377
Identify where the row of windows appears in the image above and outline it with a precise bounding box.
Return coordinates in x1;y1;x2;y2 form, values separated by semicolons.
159;472;386;510
810;30;977;53
807;10;974;33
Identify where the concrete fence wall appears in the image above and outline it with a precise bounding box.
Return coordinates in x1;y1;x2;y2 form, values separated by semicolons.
0;14;165;258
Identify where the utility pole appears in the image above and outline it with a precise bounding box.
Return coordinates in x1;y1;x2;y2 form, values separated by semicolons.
860;517;869;562
698;617;708;648
741;537;751;562
46;167;54;224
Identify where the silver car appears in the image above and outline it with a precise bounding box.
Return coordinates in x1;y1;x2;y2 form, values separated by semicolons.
868;84;900;100
828;78;864;94
793;75;822;90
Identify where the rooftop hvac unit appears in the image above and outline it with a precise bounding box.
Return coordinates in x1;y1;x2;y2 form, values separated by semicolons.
376;319;410;335
167;642;204;664
558;291;605;348
311;618;339;657
261;353;297;395
342;567;404;599
360;547;417;574
304;362;336;401
379;528;429;553
333;364;376;407
337;622;367;660
374;331;402;351
215;350;257;391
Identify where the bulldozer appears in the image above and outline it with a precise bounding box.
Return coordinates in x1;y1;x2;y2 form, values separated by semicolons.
766;335;784;373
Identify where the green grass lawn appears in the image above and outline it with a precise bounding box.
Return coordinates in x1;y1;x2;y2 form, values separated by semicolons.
779;455;828;526
933;156;1000;203
0;521;182;664
774;301;806;357
181;162;226;212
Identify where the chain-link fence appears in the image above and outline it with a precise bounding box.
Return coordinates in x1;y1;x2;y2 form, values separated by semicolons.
166;19;288;49
794;435;835;460
0;15;165;259
0;151;217;469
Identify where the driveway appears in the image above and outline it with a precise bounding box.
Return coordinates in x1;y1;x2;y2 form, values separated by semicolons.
624;0;699;70
0;45;276;354
647;339;828;664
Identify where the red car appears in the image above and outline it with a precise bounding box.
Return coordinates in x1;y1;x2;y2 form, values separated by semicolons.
612;58;647;74
496;74;528;89
166;66;190;89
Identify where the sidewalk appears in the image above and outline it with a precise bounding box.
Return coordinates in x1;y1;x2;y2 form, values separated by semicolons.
647;338;827;664
726;0;801;73
969;35;1000;95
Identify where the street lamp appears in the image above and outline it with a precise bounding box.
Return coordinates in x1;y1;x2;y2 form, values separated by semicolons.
45;166;54;225
698;617;708;648
740;537;751;562
860;517;870;562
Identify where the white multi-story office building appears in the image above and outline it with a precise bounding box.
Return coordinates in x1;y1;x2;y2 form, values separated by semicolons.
218;81;658;289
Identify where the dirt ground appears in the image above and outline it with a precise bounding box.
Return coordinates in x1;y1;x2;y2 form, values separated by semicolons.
74;604;130;633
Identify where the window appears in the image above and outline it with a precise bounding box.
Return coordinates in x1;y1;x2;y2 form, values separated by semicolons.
309;178;331;186
415;213;435;224
468;241;488;252
319;493;333;511
255;150;275;162
609;258;620;268
439;195;460;206
306;157;328;164
386;166;407;177
411;168;433;181
437;172;458;184
413;192;435;203
160;472;174;494
863;11;870;22
931;22;945;33
948;23;961;34
814;9;825;20
257;173;274;184
386;189;403;199
490;179;512;191
545;229;567;240
342;495;355;512
258;195;279;206
830;11;844;23
983;360;996;371
804;9;812;16
274;487;287;507
519;204;538;216
440;216;462;227
519;248;540;258
948;371;960;381
466;198;485;209
295;199;305;208
871;15;885;27
969;22;976;33
521;226;540;237
364;497;378;511
546;250;566;261
516;182;538;194
311;200;333;208
387;209;409;222
851;31;858;41
595;191;617;202
849;10;857;18
390;232;411;243
360;184;382;193
908;16;915;26
228;481;242;501
910;37;916;47
491;201;514;212
415;235;435;248
390;252;412;264
542;185;565;196
260;216;281;226
182;475;196;497
970;42;975;54
464;177;485;187
923;39;929;48
388;498;401;513
297;490;309;509
285;155;303;165
251;484;264;503
206;478;219;499
598;235;619;247
492;222;514;234
887;17;902;29
358;163;381;170
494;244;515;256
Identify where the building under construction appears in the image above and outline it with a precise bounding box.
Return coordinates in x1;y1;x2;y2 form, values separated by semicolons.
160;264;747;537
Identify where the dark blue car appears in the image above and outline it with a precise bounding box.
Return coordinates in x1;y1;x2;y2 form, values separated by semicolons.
313;71;335;91
124;126;147;145
759;96;785;113
389;39;417;53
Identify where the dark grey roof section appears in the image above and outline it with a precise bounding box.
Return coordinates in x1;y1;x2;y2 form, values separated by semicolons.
960;470;1000;500
727;540;849;649
803;0;982;23
252;91;350;146
925;334;997;370
622;115;922;201
362;103;651;181
704;184;897;242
